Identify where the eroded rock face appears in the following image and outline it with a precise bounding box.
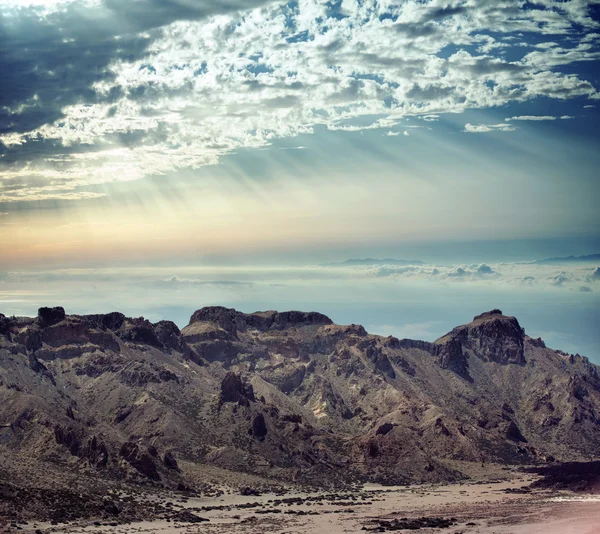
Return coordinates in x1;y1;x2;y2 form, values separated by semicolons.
437;338;470;378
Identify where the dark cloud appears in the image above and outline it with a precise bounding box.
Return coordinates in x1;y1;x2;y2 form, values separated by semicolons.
0;0;275;135
406;84;455;101
392;22;440;39
424;5;469;22
104;0;275;33
462;57;527;75
0;7;154;134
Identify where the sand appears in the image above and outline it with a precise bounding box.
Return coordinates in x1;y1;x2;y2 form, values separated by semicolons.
15;474;600;534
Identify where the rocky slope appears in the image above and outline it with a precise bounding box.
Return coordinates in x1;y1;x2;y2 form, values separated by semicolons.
1;306;599;496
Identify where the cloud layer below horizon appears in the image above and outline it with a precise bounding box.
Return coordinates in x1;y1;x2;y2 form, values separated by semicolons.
1;0;599;202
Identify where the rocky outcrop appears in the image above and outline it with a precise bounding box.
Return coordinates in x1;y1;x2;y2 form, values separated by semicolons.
251;413;268;440
154;320;185;352
54;425;109;468
117;319;161;347
38;307;66;327
187;306;333;335
435;310;525;369
119;442;160;480
163;451;179;470
81;312;125;331
219;372;255;405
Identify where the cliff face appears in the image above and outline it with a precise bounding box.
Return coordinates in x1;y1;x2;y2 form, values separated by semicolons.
0;306;599;488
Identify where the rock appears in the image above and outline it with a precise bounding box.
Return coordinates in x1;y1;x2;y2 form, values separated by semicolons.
375;423;394;436
117;319;161;347
436;310;525;367
15;327;42;352
153;320;184;352
269;311;333;330
240;486;261;496
173;510;209;523
437;338;470;378
505;421;527;442
220;372;255;404
103;499;121;516
362;341;396;379
0;313;11;338
119;442;160;480
251;413;268;440
188;307;243;335
54;426;108;468
163;451;179;470
82;312;125;331
37;307;66;327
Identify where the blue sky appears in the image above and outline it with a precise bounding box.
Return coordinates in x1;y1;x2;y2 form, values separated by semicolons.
0;0;599;361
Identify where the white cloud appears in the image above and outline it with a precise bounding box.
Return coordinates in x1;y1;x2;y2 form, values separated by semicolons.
505;115;575;121
506;115;557;121
464;123;516;133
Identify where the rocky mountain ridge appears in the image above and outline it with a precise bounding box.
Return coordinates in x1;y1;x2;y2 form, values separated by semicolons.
1;306;599;494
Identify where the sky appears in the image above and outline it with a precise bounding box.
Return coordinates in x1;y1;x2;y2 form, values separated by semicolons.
1;0;599;361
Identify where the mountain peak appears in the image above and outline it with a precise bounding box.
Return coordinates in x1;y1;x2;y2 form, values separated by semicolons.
187;306;333;332
436;309;525;366
473;309;504;321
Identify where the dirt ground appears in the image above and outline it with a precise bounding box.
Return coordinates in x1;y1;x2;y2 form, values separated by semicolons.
7;472;600;534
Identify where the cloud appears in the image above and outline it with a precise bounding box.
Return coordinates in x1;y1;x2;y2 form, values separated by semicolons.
159;275;253;287
506;115;556;121
464;123;517;133
1;0;599;201
505;115;574;121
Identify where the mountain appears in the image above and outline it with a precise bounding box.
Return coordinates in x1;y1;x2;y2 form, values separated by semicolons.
322;258;425;266
1;306;599;500
535;253;600;264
